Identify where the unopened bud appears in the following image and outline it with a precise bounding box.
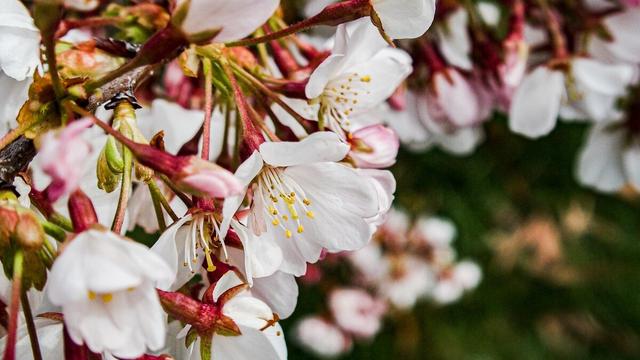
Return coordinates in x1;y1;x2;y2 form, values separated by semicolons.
14;213;45;251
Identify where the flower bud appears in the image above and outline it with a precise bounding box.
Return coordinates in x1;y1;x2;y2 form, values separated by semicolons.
57;41;126;80
68;189;98;232
175;157;243;199
349;125;399;169
14;212;45;251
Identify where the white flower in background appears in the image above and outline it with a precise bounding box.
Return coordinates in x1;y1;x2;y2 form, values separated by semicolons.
181;272;287;360
127;180;188;234
560;58;635;122
437;8;472;71
510;59;635;138
329;288;386;339
477;2;501;26
173;0;280;41
577;122;640;193
370;0;437;40
222;132;382;276
588;8;640;65
348;242;386;283
432;261;482;305
0;319;64;360
0;0;40;81
305;19;412;137
378;254;435;309
294;316;352;358
47;229;174;358
411;216;457;248
426;69;483;128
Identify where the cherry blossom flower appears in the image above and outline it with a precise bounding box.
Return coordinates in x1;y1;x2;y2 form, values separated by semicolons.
510;59;635;138
0;319;64;359
305;19;412;137
588;8;640;65
577;122;640;193
432;261;482;305
178;272;287;360
222;131;382;276
47;229;174;358
294;316;352;358
36;119;94;202
329;288;386;338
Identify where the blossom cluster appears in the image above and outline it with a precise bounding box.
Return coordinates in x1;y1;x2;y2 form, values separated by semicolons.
294;209;481;358
0;0;638;358
0;0;434;358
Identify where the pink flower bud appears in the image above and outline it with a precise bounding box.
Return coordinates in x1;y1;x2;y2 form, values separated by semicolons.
349;125;399;169
39;119;93;202
177;158;244;199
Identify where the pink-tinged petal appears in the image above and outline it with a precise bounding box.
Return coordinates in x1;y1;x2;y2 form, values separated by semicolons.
372;0;436;39
177;0;280;41
509;66;564;138
350;124;400;168
329;288;386;338
294;316;352;358
259;131;349;167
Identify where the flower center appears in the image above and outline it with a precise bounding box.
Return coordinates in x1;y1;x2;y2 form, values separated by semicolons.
257;167;315;239
319;72;373;133
183;213;225;273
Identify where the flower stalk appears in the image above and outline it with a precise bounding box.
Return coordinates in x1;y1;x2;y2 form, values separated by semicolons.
3;249;24;360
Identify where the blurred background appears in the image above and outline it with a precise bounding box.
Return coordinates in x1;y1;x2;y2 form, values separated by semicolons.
284;117;640;359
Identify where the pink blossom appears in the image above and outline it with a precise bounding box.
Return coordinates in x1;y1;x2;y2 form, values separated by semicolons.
329;288;387;339
349;124;400;169
294;316;352;358
38;119;93;202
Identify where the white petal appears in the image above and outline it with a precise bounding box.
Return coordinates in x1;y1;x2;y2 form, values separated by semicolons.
136;99;204;154
437;8;472;70
259;131;349;167
251;272;298;319
509;67;564;138
179;0;279;41
212;325;286;360
576;123;626;192
623;141;640;190
372;0;436;39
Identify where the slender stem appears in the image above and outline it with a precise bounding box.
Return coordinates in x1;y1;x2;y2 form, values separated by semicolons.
149;181;180;222
21;293;43;360
112;139;132;234
42;220;67;242
43;33;65;100
230;62;310;125
110;102;136;234
148;184;166;232
3;249;24;360
201;59;214;160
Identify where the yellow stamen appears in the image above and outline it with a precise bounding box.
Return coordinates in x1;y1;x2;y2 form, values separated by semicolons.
87;291;96;301
205;250;216;272
272;218;280;226
306;211;315;219
101;293;113;303
297;225;304;234
285;230;292;238
361;75;371;82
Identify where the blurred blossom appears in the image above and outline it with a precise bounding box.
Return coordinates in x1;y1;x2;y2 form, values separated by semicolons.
329;288;386;338
295;316;353;358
